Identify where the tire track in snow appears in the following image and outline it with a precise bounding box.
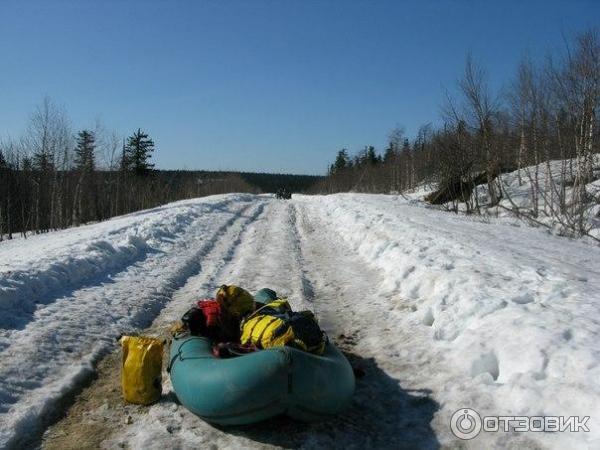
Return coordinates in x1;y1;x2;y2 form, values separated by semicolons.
40;198;273;450
216;200;316;311
55;199;323;450
0;197;245;335
0;199;267;450
149;200;274;330
291;201;443;449
293;199;544;450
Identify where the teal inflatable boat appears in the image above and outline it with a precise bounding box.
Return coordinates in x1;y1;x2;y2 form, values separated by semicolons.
168;334;355;425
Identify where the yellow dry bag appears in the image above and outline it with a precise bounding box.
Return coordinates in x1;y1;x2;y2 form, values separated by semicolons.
120;336;164;405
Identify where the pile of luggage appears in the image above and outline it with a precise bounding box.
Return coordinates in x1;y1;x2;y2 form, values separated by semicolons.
120;284;355;424
175;284;326;357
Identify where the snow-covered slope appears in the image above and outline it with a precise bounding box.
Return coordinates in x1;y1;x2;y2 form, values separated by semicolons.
1;193;598;449
296;193;600;449
408;158;600;240
478;159;600;238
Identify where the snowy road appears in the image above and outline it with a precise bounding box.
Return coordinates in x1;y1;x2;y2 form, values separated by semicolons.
1;194;598;449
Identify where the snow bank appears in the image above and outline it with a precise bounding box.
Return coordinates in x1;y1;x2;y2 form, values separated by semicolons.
0;195;252;331
493;158;600;238
296;193;600;448
0;193;263;449
419;157;600;240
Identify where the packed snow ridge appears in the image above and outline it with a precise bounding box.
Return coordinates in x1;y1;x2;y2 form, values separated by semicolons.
1;189;599;449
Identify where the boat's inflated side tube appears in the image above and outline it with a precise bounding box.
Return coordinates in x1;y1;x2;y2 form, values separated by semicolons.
169;335;355;425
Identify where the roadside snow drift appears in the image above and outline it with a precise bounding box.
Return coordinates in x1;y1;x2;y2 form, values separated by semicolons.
296;193;600;449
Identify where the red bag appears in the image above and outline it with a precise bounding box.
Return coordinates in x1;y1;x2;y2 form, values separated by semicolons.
197;299;221;328
186;299;242;343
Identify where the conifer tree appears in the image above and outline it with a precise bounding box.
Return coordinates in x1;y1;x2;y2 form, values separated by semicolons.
124;129;155;176
366;146;379;165
72;130;97;224
74;130;96;172
333;149;350;173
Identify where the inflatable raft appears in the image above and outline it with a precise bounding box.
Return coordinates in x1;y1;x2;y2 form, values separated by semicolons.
168;334;355;425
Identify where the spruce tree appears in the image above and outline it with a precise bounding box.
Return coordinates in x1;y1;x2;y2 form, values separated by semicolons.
366;146;378;165
333;149;350;173
72;130;97;224
74;130;96;172
32;150;54;172
124;129;155;176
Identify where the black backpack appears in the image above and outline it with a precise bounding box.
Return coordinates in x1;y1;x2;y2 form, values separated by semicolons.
181;307;207;336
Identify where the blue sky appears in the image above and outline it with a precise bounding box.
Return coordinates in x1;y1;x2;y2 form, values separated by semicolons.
0;1;597;174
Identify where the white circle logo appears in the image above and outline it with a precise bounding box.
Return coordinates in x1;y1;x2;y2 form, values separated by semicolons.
451;408;482;440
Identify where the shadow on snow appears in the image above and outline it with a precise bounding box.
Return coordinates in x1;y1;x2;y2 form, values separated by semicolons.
219;350;440;449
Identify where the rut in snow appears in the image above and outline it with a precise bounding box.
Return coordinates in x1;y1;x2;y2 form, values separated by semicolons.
1;198;267;450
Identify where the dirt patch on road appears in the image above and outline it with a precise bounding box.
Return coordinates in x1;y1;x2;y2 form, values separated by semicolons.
42;350;131;449
42;331;172;450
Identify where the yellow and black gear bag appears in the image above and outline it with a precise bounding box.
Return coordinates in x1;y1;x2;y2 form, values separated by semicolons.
120;336;164;405
240;300;326;355
216;284;255;318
